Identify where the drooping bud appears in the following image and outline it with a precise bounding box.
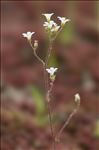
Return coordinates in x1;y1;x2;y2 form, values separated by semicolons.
34;40;38;50
74;93;80;104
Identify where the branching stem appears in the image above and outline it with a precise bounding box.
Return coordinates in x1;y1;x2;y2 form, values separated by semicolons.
28;27;79;150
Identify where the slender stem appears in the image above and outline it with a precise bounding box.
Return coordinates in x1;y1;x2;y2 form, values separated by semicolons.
43;66;56;150
44;39;56;150
43;65;47;91
33;50;45;66
47;101;55;150
46;82;54;102
55;102;80;142
44;39;53;92
46;81;55;150
29;38;55;149
29;41;45;66
45;39;53;67
53;27;63;41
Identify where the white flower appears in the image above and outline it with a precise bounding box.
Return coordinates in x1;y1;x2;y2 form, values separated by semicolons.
74;93;80;103
22;31;35;40
51;25;60;32
42;13;54;21
46;67;58;76
57;16;70;26
43;20;57;29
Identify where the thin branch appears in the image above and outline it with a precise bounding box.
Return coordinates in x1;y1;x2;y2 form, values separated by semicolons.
44;38;56;150
43;66;56;150
29;41;45;66
53;27;63;41
45;38;53;68
55;102;80;142
46;82;54;102
34;50;45;66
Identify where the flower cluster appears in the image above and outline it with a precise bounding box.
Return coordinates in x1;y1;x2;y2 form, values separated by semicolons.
22;13;70;42
42;13;70;37
43;20;60;33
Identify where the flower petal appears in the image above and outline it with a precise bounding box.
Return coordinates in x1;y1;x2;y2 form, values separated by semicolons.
42;13;54;21
22;31;35;40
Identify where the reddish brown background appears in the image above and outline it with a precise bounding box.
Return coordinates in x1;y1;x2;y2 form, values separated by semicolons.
1;1;99;150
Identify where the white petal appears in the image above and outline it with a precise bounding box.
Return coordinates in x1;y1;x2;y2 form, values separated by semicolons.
50;67;54;71
54;68;58;72
57;16;70;25
51;26;60;32
27;32;35;36
27;31;31;34
22;32;35;40
46;67;58;76
43;22;49;26
75;93;80;102
65;19;70;22
42;13;54;21
22;33;27;37
46;69;51;74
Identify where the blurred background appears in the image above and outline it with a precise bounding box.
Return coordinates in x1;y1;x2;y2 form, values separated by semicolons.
1;1;99;150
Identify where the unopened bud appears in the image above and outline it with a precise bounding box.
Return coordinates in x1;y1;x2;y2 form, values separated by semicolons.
34;40;38;50
74;93;80;103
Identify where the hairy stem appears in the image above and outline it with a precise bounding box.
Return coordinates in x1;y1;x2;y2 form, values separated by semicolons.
46;81;55;150
47;101;55;150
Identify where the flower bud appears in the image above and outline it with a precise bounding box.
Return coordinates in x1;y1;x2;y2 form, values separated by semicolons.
34;40;38;50
74;93;80;103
